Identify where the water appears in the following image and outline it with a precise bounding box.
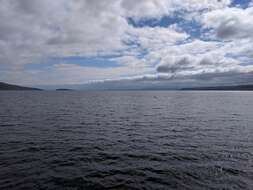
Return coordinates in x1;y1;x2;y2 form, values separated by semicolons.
0;91;252;190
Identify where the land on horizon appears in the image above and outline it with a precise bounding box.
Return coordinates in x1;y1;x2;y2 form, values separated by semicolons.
0;82;42;91
2;81;253;91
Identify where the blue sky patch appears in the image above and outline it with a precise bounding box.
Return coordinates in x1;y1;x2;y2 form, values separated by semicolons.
128;11;208;40
128;14;183;28
25;56;123;70
230;0;252;8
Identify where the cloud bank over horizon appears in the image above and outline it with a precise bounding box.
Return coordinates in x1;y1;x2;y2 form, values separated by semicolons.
1;0;253;88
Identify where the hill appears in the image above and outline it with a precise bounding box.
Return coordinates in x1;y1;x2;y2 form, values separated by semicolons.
0;82;42;91
181;85;253;91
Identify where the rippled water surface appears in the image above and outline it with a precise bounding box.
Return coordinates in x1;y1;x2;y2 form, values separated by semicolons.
0;91;253;190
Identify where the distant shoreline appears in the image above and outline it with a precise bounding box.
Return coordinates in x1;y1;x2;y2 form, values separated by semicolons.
181;85;253;91
0;82;42;91
1;81;253;91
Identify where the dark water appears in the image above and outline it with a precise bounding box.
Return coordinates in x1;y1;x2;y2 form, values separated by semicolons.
0;91;253;190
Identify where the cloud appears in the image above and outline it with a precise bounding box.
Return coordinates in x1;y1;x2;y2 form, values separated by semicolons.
121;0;231;20
156;55;195;73
76;69;253;90
1;0;253;87
155;52;253;77
202;7;253;40
0;0;230;63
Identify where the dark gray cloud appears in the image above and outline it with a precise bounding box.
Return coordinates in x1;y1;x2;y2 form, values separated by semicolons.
156;56;194;73
216;19;240;39
56;70;253;90
203;7;253;40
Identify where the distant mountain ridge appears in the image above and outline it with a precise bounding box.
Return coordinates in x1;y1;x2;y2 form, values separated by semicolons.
2;81;253;91
181;85;253;91
0;82;42;91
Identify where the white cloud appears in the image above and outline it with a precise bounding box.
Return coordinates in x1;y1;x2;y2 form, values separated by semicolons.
1;0;253;87
202;7;253;40
121;0;231;20
127;26;189;50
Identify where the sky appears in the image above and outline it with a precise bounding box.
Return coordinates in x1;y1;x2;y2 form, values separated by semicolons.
1;0;253;89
